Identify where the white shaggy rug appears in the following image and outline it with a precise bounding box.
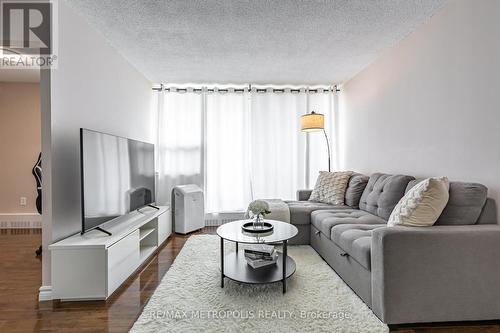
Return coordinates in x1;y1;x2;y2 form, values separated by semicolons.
130;235;388;333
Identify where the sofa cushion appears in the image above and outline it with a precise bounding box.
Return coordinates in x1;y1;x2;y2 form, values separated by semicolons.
345;173;369;209
359;173;414;220
286;201;346;225
330;224;386;270
406;180;488;225
311;208;386;239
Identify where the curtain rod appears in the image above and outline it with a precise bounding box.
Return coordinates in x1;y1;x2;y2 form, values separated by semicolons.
152;84;340;93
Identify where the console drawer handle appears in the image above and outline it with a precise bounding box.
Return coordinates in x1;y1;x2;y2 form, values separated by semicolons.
340;252;349;257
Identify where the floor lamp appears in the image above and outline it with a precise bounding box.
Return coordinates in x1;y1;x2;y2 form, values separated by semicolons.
300;111;331;172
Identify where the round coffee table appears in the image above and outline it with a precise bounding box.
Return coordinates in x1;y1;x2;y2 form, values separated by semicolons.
216;219;298;293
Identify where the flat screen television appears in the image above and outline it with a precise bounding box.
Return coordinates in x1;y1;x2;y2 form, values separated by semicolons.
80;128;155;235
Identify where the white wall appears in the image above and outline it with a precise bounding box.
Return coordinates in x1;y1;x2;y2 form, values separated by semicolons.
41;1;154;296
340;0;500;217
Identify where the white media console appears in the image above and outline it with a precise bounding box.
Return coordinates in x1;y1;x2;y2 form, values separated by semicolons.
49;206;171;301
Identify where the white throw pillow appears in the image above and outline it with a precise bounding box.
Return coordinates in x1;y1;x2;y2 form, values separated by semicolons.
388;177;450;227
309;171;353;205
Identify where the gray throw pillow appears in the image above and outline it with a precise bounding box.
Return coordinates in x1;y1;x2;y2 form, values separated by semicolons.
345;173;369;208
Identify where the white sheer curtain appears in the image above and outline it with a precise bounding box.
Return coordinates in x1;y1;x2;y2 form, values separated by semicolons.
205;93;252;212
156;91;203;205
250;93;307;200
156;88;336;213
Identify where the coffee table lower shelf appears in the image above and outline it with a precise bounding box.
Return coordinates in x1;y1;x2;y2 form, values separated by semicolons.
221;250;296;286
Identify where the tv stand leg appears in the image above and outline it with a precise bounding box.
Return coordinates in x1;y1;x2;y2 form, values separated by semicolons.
94;227;112;236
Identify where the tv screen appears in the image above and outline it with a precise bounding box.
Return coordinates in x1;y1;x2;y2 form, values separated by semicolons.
80;128;155;234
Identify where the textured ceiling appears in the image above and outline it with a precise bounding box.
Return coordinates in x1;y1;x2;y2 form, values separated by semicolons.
65;0;447;85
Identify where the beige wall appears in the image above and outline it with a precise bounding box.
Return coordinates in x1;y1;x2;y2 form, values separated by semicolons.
0;82;41;214
340;0;500;217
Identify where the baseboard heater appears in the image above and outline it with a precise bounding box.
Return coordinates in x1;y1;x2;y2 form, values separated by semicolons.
205;212;245;227
0;214;42;229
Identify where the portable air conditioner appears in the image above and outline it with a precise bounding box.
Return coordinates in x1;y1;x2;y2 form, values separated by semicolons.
172;184;205;234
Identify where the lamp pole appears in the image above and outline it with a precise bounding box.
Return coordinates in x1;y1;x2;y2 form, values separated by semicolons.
323;129;331;172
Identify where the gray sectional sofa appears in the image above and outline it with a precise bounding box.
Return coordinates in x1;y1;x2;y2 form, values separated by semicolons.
286;172;500;325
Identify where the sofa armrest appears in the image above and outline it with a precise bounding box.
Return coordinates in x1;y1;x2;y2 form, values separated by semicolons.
371;225;500;324
296;189;312;201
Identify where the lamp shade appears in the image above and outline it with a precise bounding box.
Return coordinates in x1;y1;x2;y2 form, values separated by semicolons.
301;112;324;132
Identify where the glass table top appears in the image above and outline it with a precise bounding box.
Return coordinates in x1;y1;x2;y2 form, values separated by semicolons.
216;219;298;244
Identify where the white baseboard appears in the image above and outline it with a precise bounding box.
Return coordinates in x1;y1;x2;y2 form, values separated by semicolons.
39;285;53;301
205;212;245;227
0;213;42;229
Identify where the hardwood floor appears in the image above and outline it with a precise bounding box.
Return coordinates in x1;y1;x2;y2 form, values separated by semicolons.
0;228;498;333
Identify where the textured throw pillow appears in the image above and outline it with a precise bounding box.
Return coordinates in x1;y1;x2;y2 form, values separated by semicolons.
388;177;450;227
309;171;353;205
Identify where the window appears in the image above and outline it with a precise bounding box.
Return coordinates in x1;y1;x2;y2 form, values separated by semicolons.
157;86;336;213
